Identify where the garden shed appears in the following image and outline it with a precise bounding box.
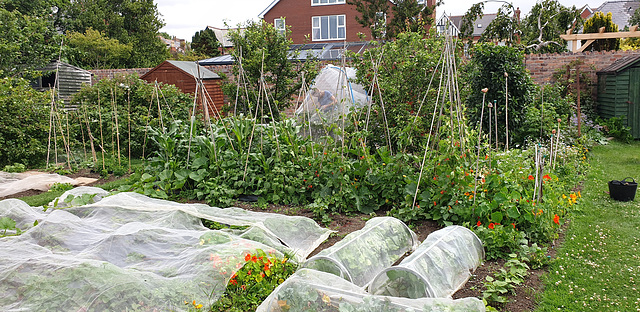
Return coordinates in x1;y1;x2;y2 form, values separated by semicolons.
32;61;92;102
141;60;225;118
597;54;640;138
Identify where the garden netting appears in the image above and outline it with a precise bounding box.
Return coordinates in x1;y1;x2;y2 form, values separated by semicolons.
0;190;332;312
303;216;418;287
369;225;484;299
256;268;485;312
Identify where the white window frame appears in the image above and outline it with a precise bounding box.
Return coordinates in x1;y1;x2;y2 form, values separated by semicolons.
311;0;345;6
312;15;346;41
274;18;286;35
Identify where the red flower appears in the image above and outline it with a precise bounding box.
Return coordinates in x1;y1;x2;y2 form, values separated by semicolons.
554;214;560;225
245;254;251;262
528;175;534;180
264;263;271;271
511;223;516;229
229;279;237;285
440;190;445;194
543;174;551;180
251;256;257;263
241;285;247;291
247;270;252;275
488;223;495;230
477;220;482;227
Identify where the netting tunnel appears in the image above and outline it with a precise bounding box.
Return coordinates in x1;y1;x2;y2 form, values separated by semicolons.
369;225;484;299
302;216;418;287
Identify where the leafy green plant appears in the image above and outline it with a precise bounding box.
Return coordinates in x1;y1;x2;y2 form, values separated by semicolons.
482;254;529;306
0;217;21;237
210;249;297;312
599;116;633;143
2;163;26;173
49;182;75;193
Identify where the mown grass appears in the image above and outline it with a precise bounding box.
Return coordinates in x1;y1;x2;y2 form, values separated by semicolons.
535;141;640;311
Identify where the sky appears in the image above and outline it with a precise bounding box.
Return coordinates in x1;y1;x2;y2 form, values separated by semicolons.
157;0;604;41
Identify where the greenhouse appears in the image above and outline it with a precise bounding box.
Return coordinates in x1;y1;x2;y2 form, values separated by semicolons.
369;226;484;299
303;217;418;287
257;268;485;312
0;189;332;311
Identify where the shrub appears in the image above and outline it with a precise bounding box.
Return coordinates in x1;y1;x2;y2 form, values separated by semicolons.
0;77;50;168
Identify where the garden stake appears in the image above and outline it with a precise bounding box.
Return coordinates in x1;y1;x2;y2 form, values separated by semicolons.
504;72;509;151
186;78;200;165
494;100;498;150
474;88;489;206
82;101;97;163
127;86;131;172
46;88;55;168
554;119;561;169
112;87;122;166
97;88;106;170
488;100;493;170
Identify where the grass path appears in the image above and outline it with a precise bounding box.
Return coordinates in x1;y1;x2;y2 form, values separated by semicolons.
535;141;640;311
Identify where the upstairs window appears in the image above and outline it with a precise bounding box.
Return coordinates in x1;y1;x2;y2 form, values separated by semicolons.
312;15;346;41
274;18;286;35
312;0;345;5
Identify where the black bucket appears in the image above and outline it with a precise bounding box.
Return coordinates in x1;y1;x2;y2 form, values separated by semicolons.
608;177;637;202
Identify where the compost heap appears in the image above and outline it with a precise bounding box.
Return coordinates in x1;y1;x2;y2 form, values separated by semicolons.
0;188;332;312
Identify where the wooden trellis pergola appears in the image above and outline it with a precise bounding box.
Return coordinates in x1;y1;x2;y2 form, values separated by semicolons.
561;26;640;53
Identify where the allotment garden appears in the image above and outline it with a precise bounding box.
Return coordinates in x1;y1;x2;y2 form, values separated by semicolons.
0;28;631;312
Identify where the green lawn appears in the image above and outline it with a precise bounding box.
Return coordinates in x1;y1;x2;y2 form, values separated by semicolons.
536;141;640;311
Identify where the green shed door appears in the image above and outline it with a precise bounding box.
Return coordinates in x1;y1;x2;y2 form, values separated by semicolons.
630;68;640;138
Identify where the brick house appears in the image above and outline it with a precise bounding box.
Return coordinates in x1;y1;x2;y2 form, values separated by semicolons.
259;0;435;44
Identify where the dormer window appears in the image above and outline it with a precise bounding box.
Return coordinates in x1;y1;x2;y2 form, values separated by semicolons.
477;23;482;28
312;0;345;6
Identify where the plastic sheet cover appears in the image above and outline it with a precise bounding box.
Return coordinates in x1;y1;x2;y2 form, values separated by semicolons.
0;191;332;312
369;225;484;299
0;172;79;198
257;268;485;312
295;65;368;133
303;217;418;287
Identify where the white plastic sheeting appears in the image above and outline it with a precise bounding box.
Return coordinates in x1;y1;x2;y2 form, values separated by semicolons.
369;226;484;299
0;191;332;312
257;268;486;312
0;172;79;198
295;65;368;128
303;217;418;287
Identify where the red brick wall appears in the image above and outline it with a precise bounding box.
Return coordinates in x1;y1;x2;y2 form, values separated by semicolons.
524;50;640;87
90;68;151;85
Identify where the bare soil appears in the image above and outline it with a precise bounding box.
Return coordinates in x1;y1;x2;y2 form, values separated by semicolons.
2;174;566;312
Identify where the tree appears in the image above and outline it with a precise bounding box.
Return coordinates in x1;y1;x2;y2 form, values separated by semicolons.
582;12;619;51
65;28;133;69
345;0;390;40
387;0;438;38
0;7;61;78
521;0;582;53
62;0;168;68
223;20;318;121
349;32;445;153
347;0;439;40
191;28;221;58
463;43;536;147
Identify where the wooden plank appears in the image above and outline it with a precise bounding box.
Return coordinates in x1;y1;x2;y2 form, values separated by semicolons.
561;29;640;41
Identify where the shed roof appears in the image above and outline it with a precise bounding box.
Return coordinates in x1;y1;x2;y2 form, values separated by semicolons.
143;61;220;79
40;61;91;74
597;54;640;74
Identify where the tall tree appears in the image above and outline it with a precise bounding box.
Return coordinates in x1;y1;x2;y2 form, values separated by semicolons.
582;12;619;51
224;20;318;121
191;28;221;58
346;0;390;40
387;0;438;38
65;28;133;69
62;0;168;68
521;0;582;53
479;3;520;45
0;6;61;78
347;0;439;40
